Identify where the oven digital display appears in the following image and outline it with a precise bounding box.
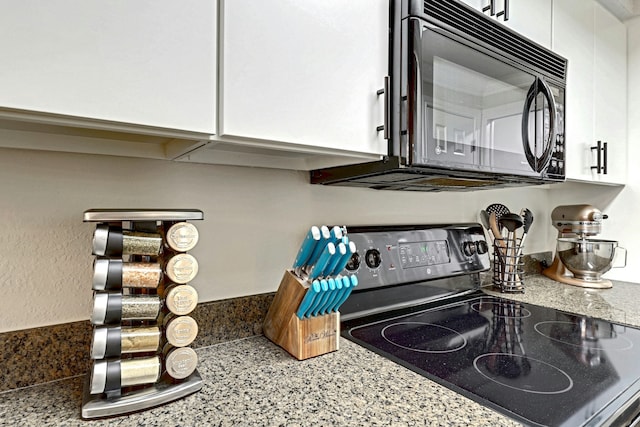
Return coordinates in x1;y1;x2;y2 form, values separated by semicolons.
399;240;450;268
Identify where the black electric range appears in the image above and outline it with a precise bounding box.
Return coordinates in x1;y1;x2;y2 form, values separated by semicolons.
339;224;640;427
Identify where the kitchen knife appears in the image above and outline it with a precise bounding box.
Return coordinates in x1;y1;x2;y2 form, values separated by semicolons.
314;277;337;316
323;275;343;314
292;226;322;275
329;225;343;244
323;242;347;277
306;226;331;267
330;276;351;312
304;279;329;318
330;241;357;276
308;242;336;281
333;275;359;312
296;280;322;319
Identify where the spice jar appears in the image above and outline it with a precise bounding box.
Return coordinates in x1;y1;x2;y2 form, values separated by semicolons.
164;284;198;315
93;224;163;257
163;314;198;347
165;222;199;252
91;326;161;358
164;254;199;284
90;356;162;394
93;259;162;291
163;345;198;380
92;292;162;325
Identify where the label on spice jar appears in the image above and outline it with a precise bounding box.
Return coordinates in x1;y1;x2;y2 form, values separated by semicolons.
165;254;199;284
164;346;198;380
164;315;198;347
166;222;199;252
164;284;198;315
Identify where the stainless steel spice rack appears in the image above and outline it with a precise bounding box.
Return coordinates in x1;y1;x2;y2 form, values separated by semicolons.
82;209;203;419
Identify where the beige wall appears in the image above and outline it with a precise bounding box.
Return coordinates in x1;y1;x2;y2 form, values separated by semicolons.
0;147;561;333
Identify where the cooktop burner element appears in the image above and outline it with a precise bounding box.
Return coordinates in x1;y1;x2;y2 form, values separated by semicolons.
382;322;467;353
343;293;640;427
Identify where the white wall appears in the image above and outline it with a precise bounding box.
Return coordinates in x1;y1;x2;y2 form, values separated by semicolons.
0;147;555;332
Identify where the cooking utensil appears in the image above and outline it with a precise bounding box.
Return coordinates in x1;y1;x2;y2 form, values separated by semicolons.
324;275;343;313
315;278;337;316
303;279;329;318
331;241;357;276
479;210;491;234
308;242;336;280
329;225;343;244
323;242;347;277
292;226;322;275
516;208;533;258
308;279;330;317
306;225;331;267
333;275;359;312
296;280;321;319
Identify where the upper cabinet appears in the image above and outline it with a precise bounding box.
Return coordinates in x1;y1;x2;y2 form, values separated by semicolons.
0;0;217;159
460;0;552;48
179;0;388;170
552;0;627;185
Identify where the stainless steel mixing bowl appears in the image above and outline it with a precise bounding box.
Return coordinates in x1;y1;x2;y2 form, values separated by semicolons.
556;238;621;281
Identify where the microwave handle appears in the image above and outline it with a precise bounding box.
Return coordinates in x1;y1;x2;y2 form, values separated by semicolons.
522;77;557;172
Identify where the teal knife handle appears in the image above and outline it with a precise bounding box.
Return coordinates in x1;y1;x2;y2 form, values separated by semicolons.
307;226;331;266
305;279;329;318
292;226;321;270
296;280;321;319
331;241;356;276
309;242;335;280
323;242;347;277
324;276;343;314
329;225;343;244
331;276;352;312
311;279;332;317
318;278;337;315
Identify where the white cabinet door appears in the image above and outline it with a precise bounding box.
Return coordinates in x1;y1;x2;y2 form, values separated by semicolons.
0;0;216;134
219;0;388;156
593;2;627;185
553;0;627;185
461;0;552;48
552;0;595;182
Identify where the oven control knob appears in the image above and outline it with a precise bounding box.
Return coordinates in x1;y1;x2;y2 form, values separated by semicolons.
462;241;476;257
365;249;382;269
476;240;489;255
345;252;361;271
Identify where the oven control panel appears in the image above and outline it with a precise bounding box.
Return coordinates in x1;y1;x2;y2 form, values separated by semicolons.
339;223;490;291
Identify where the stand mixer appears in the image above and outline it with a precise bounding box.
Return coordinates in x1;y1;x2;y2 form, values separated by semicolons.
543;204;626;289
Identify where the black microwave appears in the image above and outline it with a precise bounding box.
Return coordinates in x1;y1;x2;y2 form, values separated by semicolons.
311;0;567;191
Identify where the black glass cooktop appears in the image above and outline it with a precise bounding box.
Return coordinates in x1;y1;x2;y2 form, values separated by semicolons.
343;292;640;427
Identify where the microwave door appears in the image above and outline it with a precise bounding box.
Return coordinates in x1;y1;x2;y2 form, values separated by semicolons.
411;21;540;176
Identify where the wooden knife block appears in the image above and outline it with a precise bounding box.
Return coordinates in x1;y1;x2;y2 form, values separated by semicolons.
262;270;339;360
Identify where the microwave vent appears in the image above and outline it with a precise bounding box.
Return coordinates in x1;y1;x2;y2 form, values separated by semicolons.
423;0;566;82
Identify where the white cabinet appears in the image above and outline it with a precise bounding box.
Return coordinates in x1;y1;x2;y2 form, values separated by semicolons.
552;0;627;185
461;0;552;48
204;0;388;169
0;0;217;159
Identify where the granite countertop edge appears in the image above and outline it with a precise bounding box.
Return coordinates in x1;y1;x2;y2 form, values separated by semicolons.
1;274;638;427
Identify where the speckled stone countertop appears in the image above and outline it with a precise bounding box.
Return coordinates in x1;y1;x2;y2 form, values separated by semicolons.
1;275;638;427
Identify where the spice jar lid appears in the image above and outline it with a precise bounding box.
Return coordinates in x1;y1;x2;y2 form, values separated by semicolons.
164;315;199;347
92;224;123;257
165;254;199;284
164;346;198;380
166;222;199;252
90;360;108;394
165;284;199;315
91;326;122;359
91;292;122;325
92;258;123;291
